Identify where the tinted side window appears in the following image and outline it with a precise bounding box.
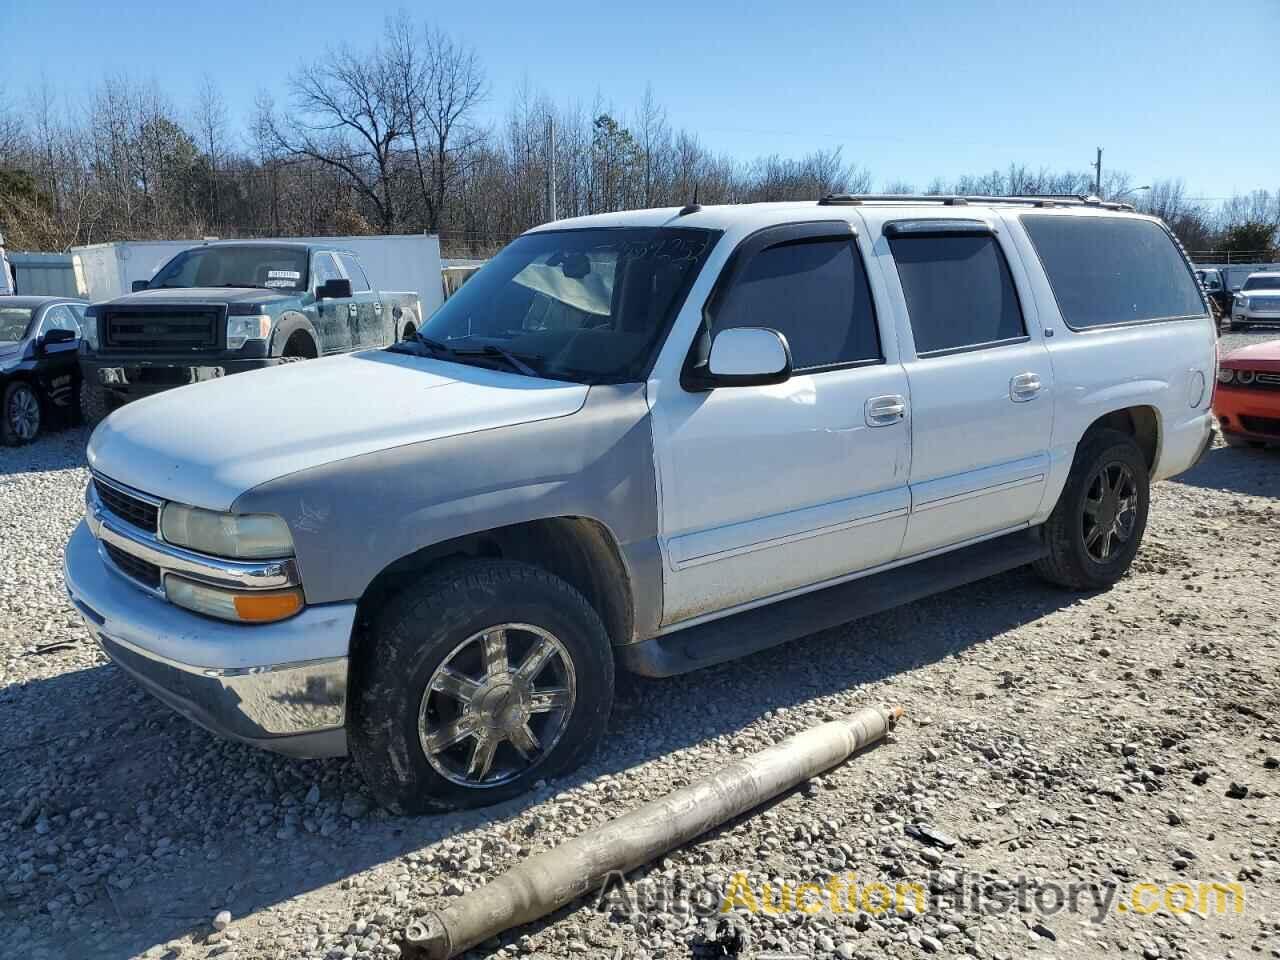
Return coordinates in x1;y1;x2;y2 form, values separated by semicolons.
1022;216;1205;328
712;238;880;370
41;305;80;335
338;254;371;292
313;253;342;286
888;233;1025;354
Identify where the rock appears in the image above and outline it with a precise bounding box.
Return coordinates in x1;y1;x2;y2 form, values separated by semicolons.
1226;782;1249;799
212;909;232;931
1031;921;1056;941
836;943;856;959
1191;770;1210;786
920;934;943;953
305;784;321;806
342;794;371;819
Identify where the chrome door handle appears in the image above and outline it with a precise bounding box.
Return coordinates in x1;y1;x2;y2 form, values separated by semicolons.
348;303;358;319
865;394;907;427
374;301;383;314
1010;372;1042;402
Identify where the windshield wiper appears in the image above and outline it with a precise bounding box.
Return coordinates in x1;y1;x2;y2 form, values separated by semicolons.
454;344;541;377
387;330;456;359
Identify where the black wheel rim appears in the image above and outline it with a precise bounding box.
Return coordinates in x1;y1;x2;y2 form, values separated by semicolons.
7;386;39;440
1082;461;1138;562
418;623;576;788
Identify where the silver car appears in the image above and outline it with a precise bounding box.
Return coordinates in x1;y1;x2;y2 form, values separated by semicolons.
1230;271;1280;330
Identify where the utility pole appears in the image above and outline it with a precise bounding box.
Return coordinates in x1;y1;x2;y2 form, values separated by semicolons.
1092;147;1103;196
546;115;558;223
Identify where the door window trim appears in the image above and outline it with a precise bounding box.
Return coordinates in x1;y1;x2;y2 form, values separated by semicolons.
886;223;1031;359
311;252;342;290
682;220;885;390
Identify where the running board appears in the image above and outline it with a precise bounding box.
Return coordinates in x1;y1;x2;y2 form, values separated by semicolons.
618;527;1047;678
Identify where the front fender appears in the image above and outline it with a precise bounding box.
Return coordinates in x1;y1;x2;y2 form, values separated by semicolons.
269;310;320;358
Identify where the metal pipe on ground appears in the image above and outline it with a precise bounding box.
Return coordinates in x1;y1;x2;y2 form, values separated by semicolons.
403;703;904;959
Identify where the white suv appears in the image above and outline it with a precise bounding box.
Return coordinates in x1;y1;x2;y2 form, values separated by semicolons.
66;195;1217;811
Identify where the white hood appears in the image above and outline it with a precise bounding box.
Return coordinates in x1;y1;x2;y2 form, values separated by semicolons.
88;351;589;511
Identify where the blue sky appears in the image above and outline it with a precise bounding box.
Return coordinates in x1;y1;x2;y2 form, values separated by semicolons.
3;0;1277;200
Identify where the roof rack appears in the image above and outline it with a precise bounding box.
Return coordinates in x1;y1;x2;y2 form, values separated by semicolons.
818;193;1136;212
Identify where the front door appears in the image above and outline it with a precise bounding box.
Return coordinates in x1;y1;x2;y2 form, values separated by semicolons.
337;253;383;347
34;304;82;415
312;252;354;354
873;217;1053;556
651;222;911;626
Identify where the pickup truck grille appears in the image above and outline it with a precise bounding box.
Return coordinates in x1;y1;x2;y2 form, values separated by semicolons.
94;478;160;533
102;541;163;590
102;307;224;351
1248;296;1280;312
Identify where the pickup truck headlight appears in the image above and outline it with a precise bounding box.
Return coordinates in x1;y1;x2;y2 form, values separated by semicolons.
226;314;271;350
165;575;304;623
1218;368;1235;384
160;503;294;559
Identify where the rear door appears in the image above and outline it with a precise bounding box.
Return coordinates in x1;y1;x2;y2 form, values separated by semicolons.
872;216;1054;555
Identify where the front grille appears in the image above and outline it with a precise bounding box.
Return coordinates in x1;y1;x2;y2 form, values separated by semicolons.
1239;415;1280;437
103;307;222;351
1248;296;1280;312
94;478;159;532
102;542;162;590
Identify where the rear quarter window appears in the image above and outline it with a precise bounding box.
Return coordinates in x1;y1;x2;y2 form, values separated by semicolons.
1021;216;1205;329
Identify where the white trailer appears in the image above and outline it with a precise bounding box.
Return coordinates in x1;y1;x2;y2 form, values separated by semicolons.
72;234;445;314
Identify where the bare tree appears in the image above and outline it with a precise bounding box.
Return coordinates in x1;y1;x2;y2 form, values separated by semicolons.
389;15;488;231
269;41;408;232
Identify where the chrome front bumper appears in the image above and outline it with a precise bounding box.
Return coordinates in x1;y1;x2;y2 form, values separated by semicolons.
64;521;354;757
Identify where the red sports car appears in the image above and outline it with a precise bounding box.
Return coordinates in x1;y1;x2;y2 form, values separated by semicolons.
1215;339;1280;448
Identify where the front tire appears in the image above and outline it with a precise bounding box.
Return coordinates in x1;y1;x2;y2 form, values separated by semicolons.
79;381;117;426
349;560;614;812
2;381;42;445
1034;429;1150;590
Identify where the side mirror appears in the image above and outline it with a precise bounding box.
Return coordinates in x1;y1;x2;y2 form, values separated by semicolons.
688;327;792;390
40;328;77;351
317;278;352;301
131;280;149;292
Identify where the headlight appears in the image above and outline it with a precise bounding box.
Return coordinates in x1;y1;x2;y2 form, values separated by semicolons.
1237;370;1256;385
165;575;304;623
1218;368;1235;384
1236;297;1250;309
226;314;271;350
80;310;99;350
160;503;294;559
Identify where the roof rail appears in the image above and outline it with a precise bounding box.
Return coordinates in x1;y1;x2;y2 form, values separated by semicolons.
817;193;1136;212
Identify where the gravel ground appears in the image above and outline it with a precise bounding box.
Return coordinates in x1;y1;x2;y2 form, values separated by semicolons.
2;330;1278;960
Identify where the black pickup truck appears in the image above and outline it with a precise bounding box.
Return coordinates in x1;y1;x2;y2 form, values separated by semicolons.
79;241;421;419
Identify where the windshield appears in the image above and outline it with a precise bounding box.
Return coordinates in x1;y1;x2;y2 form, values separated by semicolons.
417;227;719;384
149;245;310;291
1243;275;1280;291
0;306;33;342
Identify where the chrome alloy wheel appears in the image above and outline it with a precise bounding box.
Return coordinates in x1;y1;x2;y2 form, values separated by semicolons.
418;623;577;788
1082;461;1138;562
7;385;40;441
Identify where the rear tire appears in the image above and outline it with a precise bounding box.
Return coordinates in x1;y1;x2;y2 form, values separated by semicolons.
1034;428;1150;590
2;381;42;445
349;559;614;812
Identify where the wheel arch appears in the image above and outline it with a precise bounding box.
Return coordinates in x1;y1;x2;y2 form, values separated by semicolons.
1082;404;1160;473
270;311;320;358
354;515;636;654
